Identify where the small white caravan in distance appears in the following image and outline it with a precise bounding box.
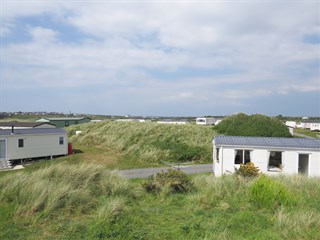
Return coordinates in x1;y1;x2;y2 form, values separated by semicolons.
196;117;216;125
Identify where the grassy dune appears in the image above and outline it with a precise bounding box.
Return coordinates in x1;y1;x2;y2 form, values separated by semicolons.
67;121;216;167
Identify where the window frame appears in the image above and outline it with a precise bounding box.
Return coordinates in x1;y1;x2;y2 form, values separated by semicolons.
59;137;64;145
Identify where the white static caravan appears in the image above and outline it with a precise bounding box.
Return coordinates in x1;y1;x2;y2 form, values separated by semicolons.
213;136;320;177
196;117;215;125
0;128;68;169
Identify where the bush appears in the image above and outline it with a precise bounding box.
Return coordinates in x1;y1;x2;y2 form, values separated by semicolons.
214;113;291;137
142;168;194;194
154;138;208;162
250;175;294;210
234;162;260;177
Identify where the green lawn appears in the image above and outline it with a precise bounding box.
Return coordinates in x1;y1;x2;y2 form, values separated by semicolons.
294;128;320;138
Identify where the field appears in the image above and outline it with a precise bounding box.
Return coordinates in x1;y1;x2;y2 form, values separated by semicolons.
0;121;320;239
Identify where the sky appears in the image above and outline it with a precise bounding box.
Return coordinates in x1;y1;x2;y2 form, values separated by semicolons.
1;0;319;117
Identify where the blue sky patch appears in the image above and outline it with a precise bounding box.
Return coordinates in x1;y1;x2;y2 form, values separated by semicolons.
303;34;320;44
2;14;97;45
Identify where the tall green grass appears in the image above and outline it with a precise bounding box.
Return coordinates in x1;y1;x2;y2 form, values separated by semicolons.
68;121;216;165
1;166;319;239
0;163;132;218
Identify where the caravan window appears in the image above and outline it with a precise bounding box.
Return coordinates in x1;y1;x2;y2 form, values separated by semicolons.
18;139;24;148
0;140;6;158
234;150;251;164
59;137;64;145
268;151;282;171
235;150;243;164
216;147;220;162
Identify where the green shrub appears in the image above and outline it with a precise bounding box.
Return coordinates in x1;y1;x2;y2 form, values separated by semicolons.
142;168;194;194
234;162;260;177
154;138;208;162
250;175;294;210
214;113;291;137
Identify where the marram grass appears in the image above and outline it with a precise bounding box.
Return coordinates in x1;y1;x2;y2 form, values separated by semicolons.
0;162;132;218
1;165;320;239
68;121;216;164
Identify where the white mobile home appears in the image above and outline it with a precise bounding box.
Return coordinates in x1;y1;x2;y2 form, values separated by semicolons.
196;117;223;125
213;136;320;177
196;117;215;125
0;128;68;169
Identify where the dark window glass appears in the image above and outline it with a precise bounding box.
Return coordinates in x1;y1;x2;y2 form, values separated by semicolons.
18;139;24;148
234;150;243;164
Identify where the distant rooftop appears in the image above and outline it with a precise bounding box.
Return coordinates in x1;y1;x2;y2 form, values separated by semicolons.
214;136;320;150
0;128;66;136
37;117;91;121
0;122;54;127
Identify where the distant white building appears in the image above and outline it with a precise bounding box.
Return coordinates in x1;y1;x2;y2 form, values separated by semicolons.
196;117;215;125
310;122;320;131
213;136;320;177
297;120;320;131
196;117;223;125
285;121;297;128
286;120;320;132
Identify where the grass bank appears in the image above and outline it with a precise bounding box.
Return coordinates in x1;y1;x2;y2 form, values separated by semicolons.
67;121;216;168
1;164;319;239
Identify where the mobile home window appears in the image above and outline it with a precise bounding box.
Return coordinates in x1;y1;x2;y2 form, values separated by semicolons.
235;150;244;164
234;150;251;164
268;151;282;171
0;140;6;158
65;121;69;126
216;147;220;162
18;139;24;148
59;137;64;145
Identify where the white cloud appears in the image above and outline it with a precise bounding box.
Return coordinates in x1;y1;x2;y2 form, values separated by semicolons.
1;1;319;115
29;27;58;43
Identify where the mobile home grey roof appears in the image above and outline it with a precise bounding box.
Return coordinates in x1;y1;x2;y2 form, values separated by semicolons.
0;122;55;128
0;128;66;136
213;136;320;150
